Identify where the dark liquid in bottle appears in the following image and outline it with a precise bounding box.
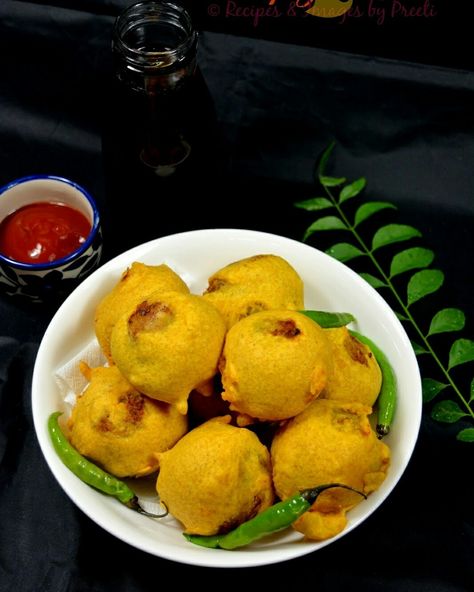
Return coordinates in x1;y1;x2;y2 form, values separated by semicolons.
114;66;215;176
101;3;225;255
102;75;219;252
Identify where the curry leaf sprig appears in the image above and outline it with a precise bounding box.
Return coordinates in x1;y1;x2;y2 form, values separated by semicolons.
295;142;474;442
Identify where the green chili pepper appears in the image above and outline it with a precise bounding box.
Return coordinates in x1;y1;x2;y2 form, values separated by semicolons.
349;331;397;438
300;310;356;328
184;483;366;550
48;411;167;517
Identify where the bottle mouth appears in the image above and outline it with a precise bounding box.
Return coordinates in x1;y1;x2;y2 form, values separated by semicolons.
113;1;197;71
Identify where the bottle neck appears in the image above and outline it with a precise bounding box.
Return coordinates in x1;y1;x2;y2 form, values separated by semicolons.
112;1;198;94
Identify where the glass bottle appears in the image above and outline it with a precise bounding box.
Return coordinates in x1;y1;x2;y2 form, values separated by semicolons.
102;1;220;251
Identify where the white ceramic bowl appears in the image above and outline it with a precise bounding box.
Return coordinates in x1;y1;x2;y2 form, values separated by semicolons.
32;228;422;568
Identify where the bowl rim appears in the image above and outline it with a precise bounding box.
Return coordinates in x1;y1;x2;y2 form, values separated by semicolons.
0;174;101;270
31;228;423;567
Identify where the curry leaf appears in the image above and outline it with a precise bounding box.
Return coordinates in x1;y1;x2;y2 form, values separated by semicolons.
317;141;336;179
303;216;348;241
326;243;365;263
431;400;468;423
372;224;422;252
396;311;409;322
428;308;465;337
340;178;367;203
359;273;387;289
320;176;347;187
457;428;474;442
407;269;444;307
389;247;435;279
411;340;429;355
448;339;474;370
422;378;448;402
294;197;333;211
300;310;355;328
354;202;397;227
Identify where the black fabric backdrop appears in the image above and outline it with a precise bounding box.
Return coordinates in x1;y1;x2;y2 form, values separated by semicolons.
0;1;473;590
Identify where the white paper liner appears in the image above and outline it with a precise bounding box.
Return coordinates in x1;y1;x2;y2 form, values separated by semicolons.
54;338;107;409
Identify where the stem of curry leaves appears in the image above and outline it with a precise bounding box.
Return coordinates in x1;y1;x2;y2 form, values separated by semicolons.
318;173;474;423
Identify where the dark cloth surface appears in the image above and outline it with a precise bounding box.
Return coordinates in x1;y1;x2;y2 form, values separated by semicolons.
0;1;473;590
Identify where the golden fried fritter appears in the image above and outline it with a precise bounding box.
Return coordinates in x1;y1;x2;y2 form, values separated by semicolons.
156;416;274;535
67;363;187;478
322;327;382;407
110;291;226;414
220;310;330;422
203;254;304;329
94;262;189;362
271;398;390;541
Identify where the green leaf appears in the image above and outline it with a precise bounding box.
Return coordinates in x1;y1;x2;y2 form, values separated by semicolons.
354;202;397;227
389;247;435;279
359;273;387;289
300;310;356;328
457;428;474;443
294;197;333;211
431;400;468;423
317;141;336;179
320;176;347;187
326;243;365;263
470;378;474;403
448;339;474;370
372;224;422;252
339;178;367;203
396;311;409;322
428;308;465;337
422;378;448;402
303;216;348;241
411;340;428;355
407;269;444;307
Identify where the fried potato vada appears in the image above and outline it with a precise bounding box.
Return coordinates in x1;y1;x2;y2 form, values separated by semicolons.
203;254;304;329
94;262;189;362
67;363;187;478
322;327;382;406
156;416;274;535
271;398;390;541
220;310;330;422
110;291;226;414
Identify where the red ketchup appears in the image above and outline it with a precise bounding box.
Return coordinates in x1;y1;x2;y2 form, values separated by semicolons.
0;201;91;264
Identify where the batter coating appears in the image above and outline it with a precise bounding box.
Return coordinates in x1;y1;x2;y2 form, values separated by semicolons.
110;291;226;414
67;363;187;478
220;310;330;422
271;398;390;541
203;254;304;329
322;327;382;406
156;416;274;535
94;262;189;362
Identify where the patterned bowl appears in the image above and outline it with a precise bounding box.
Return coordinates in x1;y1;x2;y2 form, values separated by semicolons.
0;175;102;302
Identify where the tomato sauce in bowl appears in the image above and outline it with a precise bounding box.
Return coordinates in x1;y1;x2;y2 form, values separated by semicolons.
0;201;91;264
0;175;102;302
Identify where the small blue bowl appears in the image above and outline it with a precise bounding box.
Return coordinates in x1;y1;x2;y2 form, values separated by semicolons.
0;175;102;302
